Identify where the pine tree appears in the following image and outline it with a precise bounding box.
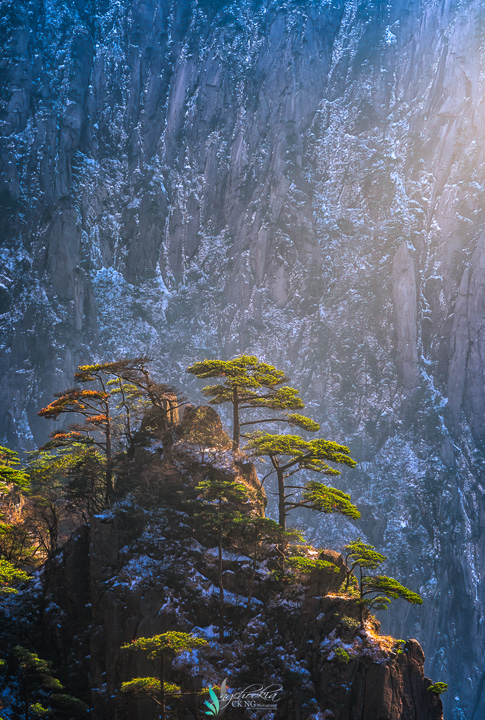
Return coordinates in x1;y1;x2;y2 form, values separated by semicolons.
232;516;302;605
121;632;208;720
23;449;105;554
0;446;29;497
187;355;317;451
194;476;251;641
343;537;386;589
38;358;180;501
0;446;32;593
0;558;30;595
245;433;359;530
76;357;181;425
106;377;148;446
344;538;423;626
23;451;69;557
0;516;35;571
38;384;115;500
13;646;88;719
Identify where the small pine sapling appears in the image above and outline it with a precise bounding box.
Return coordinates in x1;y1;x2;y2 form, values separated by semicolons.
14;646;88;719
0;558;30;595
0;446;29;496
427;682;448;695
121;632;208;720
344;538;423;626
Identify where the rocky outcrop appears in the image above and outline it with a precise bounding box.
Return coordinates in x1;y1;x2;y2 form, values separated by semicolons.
309;639;443;720
177;404;232;450
2;0;485;715
129;403;267;513
38;496;443;720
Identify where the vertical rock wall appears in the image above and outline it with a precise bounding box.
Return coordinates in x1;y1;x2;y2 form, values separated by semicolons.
1;0;485;715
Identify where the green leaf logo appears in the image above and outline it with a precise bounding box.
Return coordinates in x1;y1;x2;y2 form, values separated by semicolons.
204;687;220;716
204;678;229;716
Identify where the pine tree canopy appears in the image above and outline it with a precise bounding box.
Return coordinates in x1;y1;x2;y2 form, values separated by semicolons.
121;677;161;694
0;446;21;465
285;414;320;432
362;575;423;605
245;433;356;472
49;693;90;714
121;678;181;695
344;538;387;571
187;356;288;387
187;355;320;450
363;595;393;611
302;482;361;519
121;632;208;659
427;682;448;695
234;516;302;542
15;646;63;688
187;357;306;410
11;646;88;717
28;702;49;717
75;357;179;409
286;556;338;574
343;539;422;622
38;389;108;420
74;359;148;382
40;431;95;452
196;478;250;505
0;445;29;493
107;378;146;403
201;383;305;409
194;478;252;541
0;558;30;594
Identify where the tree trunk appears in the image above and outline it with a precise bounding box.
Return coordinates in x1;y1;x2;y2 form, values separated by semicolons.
232;386;239;451
105;462;113;503
218;524;224;642
159;653;166;720
49;511;58;557
104;405;113;502
359;568;364;628
277;466;286;531
99;381;114;503
120;382;132;444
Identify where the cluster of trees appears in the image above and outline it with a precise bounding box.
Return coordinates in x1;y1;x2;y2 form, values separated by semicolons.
0;446;31;595
0;359;184;718
187;356;359;531
186;356;422;626
0;357;182;578
0;647;88;720
38;357;181;502
0;353;429;717
121;632;208;720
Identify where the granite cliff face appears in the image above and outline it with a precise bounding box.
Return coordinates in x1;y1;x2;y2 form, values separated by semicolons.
1;0;485;716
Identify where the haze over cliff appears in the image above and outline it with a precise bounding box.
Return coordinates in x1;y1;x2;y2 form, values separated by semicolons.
1;0;485;716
